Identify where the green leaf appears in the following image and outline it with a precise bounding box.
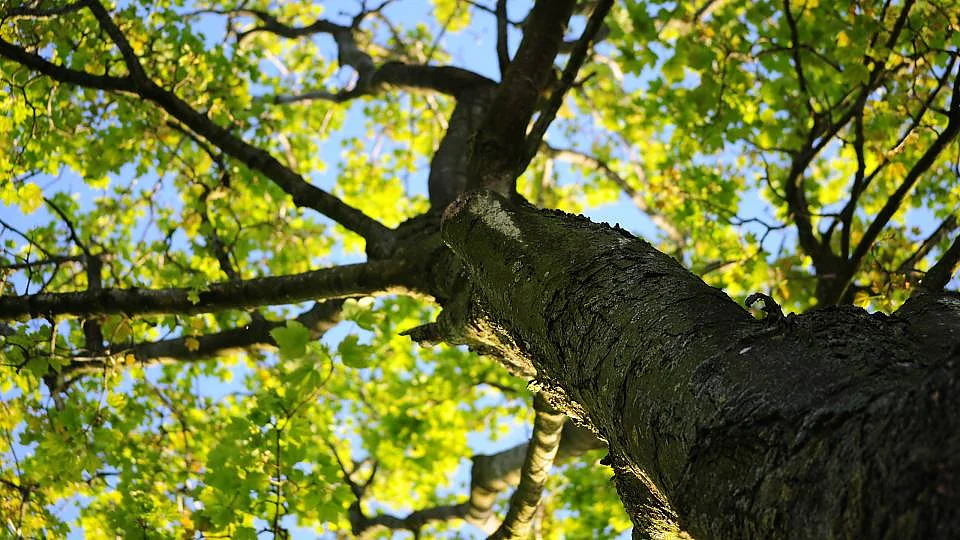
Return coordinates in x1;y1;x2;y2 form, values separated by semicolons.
338;334;374;369
270;320;311;360
234;526;258;540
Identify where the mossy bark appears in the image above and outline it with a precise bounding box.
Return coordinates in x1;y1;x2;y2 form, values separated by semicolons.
440;190;960;539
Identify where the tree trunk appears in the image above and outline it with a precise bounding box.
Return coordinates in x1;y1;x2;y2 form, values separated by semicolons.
438;190;960;538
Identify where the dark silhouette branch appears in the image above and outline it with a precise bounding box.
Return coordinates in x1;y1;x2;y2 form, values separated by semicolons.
783;130;837;275
43;196;106;354
469;0;577;194
274;62;496;105
496;0;510;76
234;9;349;41
850;66;960;273
918;234;960;293
200;8;494;103
354;503;472;536
522;0;614;172
0;1;84;20
898;214;959;275
0;255;83;271
781;0;915;290
0;259;416;320
841;108;867;259
54;300;343;383
829;54;958;251
84;0;150;83
781;0;815;115
0;36;133;91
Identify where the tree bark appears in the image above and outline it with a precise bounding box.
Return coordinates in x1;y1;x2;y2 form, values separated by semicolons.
438;190;960;538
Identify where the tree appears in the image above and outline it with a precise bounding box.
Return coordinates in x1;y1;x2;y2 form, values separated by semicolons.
1;0;959;537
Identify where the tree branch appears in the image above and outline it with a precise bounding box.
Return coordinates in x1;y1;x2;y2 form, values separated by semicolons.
918;233;960;293
374;62;496;97
56;300;344;379
0;36;133;91
831;54;958;252
0;14;391;242
355;502;472;536
44;196;106;353
780;0;915;291
212;8;494;103
521;0;614;172
468;0;577;195
0;260;415;320
233;9;346;41
0;255;83;271
840;107;867;259
850;66;960;272
488;394;565;539
783;133;834;272
0;1;85;20
83;0;149;83
496;0;510;76
273;62;495;104
898;214;959;275
350;419;605;536
782;0;814;114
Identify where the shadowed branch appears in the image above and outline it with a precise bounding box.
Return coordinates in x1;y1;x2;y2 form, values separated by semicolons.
0;260;416;320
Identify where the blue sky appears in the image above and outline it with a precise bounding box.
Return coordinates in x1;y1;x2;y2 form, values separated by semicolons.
2;1;956;538
0;2;614;538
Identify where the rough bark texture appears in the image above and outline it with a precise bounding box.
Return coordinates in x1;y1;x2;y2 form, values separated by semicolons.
428;86;495;208
439;190;960;538
489;394;566;539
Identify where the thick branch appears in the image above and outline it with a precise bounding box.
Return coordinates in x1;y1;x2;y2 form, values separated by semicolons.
84;0;149;83
234;9;345;40
276;62;495;104
229;8;493;103
428;86;496;208
782;1;916;296
468;419;603;528
488;394;566;539
0;255;83;271
0;36;132;91
441;191;960;537
469;0;576;194
373;63;496;97
0;260;414;320
521;0;613;172
918;234;960;293
137;90;390;243
216;5;393;94
783;133;834;273
356;503;470;536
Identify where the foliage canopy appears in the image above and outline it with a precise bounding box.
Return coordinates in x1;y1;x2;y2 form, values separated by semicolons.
1;0;958;537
